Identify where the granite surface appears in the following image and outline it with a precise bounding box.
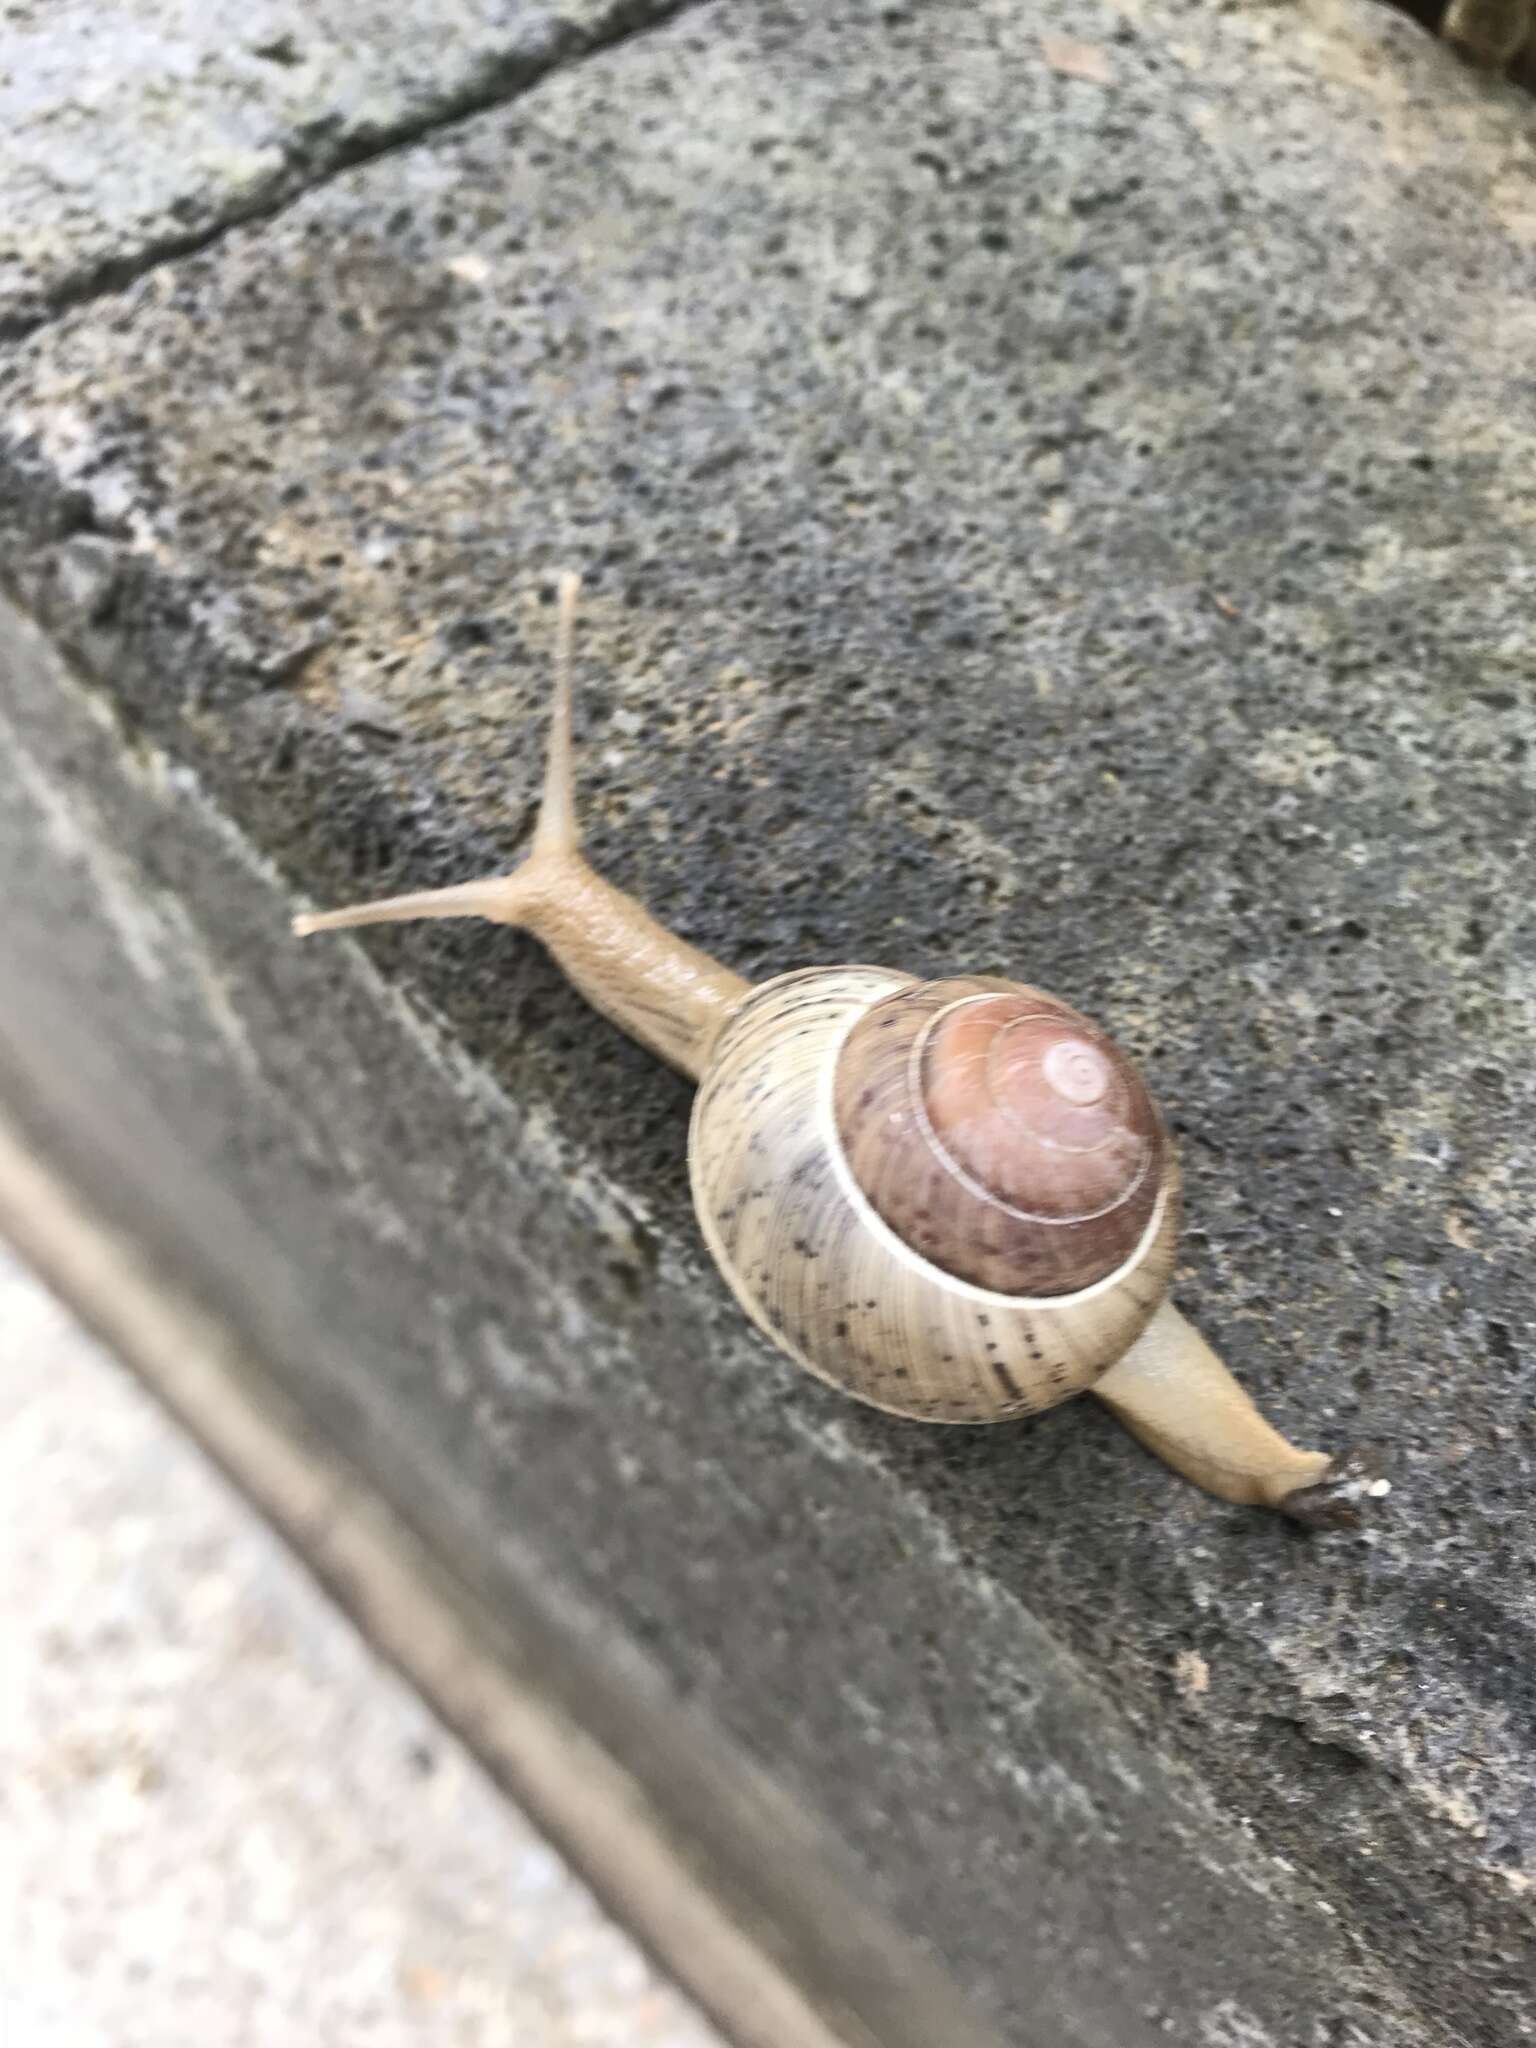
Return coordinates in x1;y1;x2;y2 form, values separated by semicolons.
0;0;690;337
2;0;1534;2041
0;1240;723;2048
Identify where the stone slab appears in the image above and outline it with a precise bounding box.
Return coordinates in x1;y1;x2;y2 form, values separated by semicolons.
0;594;1016;2048
2;0;1535;2039
0;0;687;336
0;586;1422;2048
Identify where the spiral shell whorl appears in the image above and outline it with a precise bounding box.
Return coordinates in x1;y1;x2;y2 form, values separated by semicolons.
834;978;1165;1296
689;968;1180;1424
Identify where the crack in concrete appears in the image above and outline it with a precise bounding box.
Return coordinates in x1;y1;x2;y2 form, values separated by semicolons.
0;0;708;347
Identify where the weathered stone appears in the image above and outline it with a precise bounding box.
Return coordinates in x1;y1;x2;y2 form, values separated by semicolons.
3;0;1535;2039
0;574;1432;2048
0;0;688;336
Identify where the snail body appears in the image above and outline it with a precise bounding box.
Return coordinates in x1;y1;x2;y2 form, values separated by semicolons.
294;577;1379;1526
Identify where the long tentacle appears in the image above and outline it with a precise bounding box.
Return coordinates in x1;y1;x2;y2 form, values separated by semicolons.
291;574;584;940
290;572;750;1078
532;571;581;858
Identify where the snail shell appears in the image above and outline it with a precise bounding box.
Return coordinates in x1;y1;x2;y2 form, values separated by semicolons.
689;968;1180;1423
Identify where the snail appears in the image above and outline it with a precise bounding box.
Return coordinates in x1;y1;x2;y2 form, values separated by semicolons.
293;575;1381;1526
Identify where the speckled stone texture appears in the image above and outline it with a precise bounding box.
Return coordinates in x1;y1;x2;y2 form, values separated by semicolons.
0;1242;723;2048
0;0;688;337
2;0;1534;2042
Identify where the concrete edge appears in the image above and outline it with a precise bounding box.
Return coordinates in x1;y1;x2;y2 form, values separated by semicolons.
0;1112;1010;2048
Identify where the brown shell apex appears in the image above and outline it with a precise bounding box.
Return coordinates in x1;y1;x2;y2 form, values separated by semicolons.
832;977;1166;1296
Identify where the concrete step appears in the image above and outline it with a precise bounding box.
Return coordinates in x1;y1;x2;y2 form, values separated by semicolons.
2;3;1532;2041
